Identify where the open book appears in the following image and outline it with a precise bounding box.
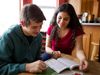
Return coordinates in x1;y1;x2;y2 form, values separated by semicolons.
45;57;79;73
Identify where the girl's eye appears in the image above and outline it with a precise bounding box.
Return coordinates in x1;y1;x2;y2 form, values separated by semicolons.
64;18;69;21
58;16;70;21
58;17;62;19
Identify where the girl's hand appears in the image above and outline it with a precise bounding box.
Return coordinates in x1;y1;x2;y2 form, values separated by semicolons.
79;59;88;71
52;51;61;59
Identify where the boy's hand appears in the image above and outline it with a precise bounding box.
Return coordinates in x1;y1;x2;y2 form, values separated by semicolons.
26;60;47;73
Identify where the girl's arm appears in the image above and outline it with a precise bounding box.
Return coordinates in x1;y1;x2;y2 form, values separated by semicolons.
75;35;86;60
45;34;54;54
45;34;61;58
75;35;88;70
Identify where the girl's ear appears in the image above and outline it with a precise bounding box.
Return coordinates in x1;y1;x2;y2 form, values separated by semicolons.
20;20;25;26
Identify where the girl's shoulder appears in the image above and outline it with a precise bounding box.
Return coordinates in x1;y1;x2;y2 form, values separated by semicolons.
47;25;55;35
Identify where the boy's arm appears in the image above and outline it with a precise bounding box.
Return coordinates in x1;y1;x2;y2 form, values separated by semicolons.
0;35;25;75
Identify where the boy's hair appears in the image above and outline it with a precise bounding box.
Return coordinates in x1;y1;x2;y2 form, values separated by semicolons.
20;4;46;26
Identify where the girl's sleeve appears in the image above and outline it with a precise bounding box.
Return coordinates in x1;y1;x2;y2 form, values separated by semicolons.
76;26;85;37
47;25;53;35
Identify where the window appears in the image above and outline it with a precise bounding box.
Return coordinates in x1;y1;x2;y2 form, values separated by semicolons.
0;0;19;35
33;0;56;32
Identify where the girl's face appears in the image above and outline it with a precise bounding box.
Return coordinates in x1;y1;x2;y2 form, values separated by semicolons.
56;11;70;29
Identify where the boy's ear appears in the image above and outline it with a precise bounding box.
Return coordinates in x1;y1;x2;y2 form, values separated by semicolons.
20;20;25;26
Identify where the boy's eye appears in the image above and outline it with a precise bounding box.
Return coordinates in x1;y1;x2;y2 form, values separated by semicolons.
31;25;42;29
32;27;37;29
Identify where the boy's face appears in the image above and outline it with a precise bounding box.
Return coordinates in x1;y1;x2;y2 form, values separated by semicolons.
22;19;43;37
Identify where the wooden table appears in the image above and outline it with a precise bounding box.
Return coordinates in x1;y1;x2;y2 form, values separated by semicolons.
18;54;100;75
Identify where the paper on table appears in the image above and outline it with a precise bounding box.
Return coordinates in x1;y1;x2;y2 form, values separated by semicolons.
45;58;67;73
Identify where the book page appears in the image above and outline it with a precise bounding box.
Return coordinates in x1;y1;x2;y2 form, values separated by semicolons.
57;57;79;70
45;58;67;73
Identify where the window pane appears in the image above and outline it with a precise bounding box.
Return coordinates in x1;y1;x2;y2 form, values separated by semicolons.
0;0;19;35
33;0;56;32
40;8;55;32
33;0;56;7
